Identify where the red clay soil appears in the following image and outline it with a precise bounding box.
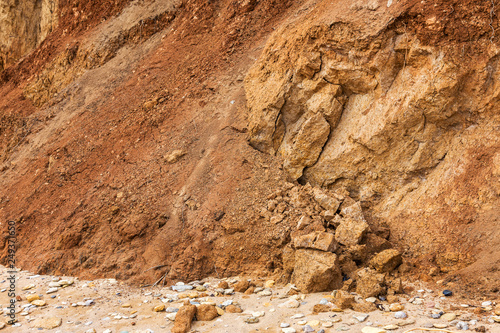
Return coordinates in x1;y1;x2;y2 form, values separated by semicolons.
0;0;499;298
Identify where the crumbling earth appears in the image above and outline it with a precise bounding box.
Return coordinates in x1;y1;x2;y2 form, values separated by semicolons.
0;0;499;312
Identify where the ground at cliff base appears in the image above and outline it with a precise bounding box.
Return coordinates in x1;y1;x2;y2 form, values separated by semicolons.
1;266;499;333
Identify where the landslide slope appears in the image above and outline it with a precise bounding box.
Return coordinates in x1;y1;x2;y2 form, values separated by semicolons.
0;0;499;295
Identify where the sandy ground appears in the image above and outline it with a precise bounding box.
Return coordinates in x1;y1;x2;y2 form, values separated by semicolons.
0;266;499;333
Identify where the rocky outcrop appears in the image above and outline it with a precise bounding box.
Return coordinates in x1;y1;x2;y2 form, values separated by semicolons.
0;0;58;70
246;0;500;277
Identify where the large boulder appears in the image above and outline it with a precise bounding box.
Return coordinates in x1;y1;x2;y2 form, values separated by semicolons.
291;249;342;293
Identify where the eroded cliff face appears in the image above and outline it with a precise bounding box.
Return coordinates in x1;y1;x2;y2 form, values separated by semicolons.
246;0;500;281
0;0;499;294
0;0;58;70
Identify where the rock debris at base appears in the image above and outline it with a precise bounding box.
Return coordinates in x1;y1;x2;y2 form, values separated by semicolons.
0;266;498;332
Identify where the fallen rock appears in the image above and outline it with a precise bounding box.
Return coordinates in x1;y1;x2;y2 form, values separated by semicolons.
172;304;197;333
196;304;218;321
353;301;378;313
291;249;342;293
312;304;331;313
217;281;229;289
356;268;386;298
32;317;62;329
225;304;243;313
335;217;369;246
233;279;250;292
333;290;355;309
312;188;341;211
369;249;402;273
293;231;338;252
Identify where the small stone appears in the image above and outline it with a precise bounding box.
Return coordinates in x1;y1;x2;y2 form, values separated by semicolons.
85;329;97;333
354;314;369;322
322;322;333;327
434;324;448;329
282;328;296;333
394;311;407;319
361;327;386;333
196;285;206;291
481;301;492;307
456;321;469;330
442;290;453;297
22;284;36;290
431;313;442;319
166;313;177;321
366;297;377;303
172;285;194;292
312;304;331;313
291;313;305;319
154;304;165;312
441;313;457;321
226;305;243;313
58;280;73;286
264;280;275;288
389;303;404;312
492;315;500;323
369;249;402;273
258;289;272;296
33;317;62;329
233;280;250;292
383;324;399;330
245;317;259;324
252;311;265;318
281;323;290;328
47;287;58;294
319;298;328;305
279;299;300;308
307;320;320;327
216;307;225;316
122;303;132;308
298;320;307;325
27;294;40;302
32;300;46;306
217;281;229;289
303;325;314;333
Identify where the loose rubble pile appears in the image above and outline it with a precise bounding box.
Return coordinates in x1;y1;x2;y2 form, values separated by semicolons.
1;266;499;332
260;184;403;299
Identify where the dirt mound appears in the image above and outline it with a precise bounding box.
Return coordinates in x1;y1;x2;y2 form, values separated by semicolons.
0;0;499;298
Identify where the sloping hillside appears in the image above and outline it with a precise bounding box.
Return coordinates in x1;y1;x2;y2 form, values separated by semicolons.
0;0;499;297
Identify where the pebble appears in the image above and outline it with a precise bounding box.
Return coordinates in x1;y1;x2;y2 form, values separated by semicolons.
280;323;290;328
166;307;179;313
389;303;404;312
354;314;369;322
383;324;398;330
394;311;407;319
298;320;307;325
258;289;272;296
456;321;469;330
441;313;456;321
291;314;305;319
366;297;377;303
282;328;296;333
172;285;193;292
492;315;500;323
280;299;300;308
165;313;176;321
22;284;36;290
252;311;265;318
85;329;96;333
318;330;325;333
442;290;453;296
481;301;492;307
222;300;233;307
319;298;328;305
303;325;314;332
307;320;320;327
361;327;386;333
434;324;448;329
245;316;259;324
32;300;46;306
431;313;442;319
322;322;333;328
47;287;58;294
